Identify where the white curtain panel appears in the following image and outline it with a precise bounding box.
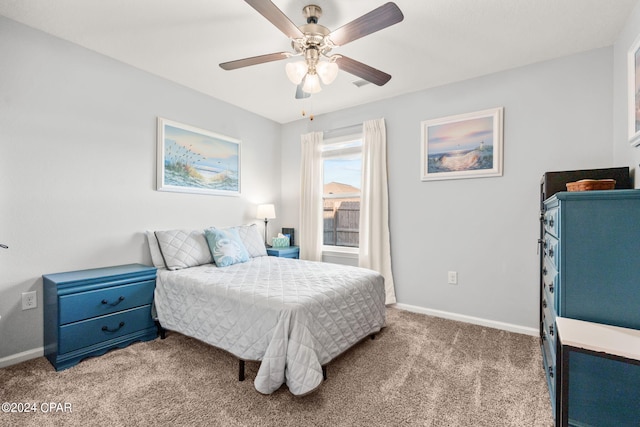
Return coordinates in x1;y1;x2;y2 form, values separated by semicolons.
299;132;324;261
360;118;396;304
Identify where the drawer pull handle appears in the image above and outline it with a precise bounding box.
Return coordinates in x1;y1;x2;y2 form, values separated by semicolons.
542;299;547;308
542;267;547;276
548;248;554;257
549;218;554;227
549;325;554;337
548;366;554;378
544;282;554;293
102;322;125;333
102;296;125;306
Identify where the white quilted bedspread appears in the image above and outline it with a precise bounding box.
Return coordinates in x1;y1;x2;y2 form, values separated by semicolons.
154;256;386;395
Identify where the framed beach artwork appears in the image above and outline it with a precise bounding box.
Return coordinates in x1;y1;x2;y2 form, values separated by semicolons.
156;118;241;196
421;107;504;181
628;34;640;146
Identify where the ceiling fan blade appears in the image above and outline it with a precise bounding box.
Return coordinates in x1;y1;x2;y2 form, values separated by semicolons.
329;2;404;47
219;52;289;70
335;56;391;86
244;0;304;39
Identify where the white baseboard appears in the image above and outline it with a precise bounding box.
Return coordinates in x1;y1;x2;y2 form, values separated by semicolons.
392;303;538;336
0;347;44;369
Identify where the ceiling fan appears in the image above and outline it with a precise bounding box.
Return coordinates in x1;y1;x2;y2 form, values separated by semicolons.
219;1;404;98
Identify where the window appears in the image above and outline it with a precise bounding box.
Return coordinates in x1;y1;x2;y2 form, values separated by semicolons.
322;137;362;250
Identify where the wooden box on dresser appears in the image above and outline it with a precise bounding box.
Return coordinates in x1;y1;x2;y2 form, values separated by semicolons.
43;264;157;371
540;189;640;426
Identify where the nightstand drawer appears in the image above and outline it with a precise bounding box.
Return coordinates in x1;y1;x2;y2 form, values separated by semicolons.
59;305;154;354
59;279;155;324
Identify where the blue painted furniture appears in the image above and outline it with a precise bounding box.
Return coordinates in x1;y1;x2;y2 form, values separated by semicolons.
43;264;157;371
541;190;640;426
266;246;300;259
555;317;640;427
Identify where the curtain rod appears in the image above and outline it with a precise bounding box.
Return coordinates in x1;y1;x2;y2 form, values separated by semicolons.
322;123;362;137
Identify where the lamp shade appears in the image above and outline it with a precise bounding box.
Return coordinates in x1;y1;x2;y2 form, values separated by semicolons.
285;61;308;85
302;73;322;94
257;204;276;219
317;61;339;85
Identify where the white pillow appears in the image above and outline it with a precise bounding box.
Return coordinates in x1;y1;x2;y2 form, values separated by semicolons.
154;229;214;270
227;224;267;258
146;231;165;269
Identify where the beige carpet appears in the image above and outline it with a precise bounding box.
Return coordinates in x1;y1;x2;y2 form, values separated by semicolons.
0;307;553;426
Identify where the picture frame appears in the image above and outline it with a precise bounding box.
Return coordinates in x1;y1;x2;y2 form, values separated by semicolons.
156;117;241;196
628;34;640;146
421;107;504;181
281;227;295;246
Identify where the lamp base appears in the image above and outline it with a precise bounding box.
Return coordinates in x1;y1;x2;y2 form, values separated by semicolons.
264;219;271;248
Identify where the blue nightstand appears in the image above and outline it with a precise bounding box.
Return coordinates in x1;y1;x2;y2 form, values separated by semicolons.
266;246;299;259
43;264;157;371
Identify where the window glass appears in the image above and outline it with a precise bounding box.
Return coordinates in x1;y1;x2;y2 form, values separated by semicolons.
322;138;361;248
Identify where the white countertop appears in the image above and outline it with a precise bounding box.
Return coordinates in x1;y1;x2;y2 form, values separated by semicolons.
556;317;640;361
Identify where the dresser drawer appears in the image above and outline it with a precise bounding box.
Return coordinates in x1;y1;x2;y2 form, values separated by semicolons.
543;207;559;237
543;234;559;269
541;328;556;414
542;257;558;302
542;290;556;339
58;305;155;354
59;279;155;325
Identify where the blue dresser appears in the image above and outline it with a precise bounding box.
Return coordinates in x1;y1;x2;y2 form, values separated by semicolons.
541;190;640;426
43;264;157;371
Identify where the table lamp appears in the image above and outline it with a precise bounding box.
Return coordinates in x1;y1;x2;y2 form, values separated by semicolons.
256;204;276;247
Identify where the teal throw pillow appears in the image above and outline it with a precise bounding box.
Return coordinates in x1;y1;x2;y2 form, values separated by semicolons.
204;228;250;267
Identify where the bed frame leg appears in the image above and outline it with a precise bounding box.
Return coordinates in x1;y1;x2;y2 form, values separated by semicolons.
371;333;376;340
155;321;166;340
239;360;245;381
322;366;327;381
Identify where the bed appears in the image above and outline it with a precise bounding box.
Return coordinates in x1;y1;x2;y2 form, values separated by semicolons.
147;226;386;396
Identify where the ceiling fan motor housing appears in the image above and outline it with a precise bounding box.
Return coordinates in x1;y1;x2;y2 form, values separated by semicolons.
292;5;333;58
303;5;322;24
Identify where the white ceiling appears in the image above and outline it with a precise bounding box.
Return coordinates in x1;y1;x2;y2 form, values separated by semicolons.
1;0;637;123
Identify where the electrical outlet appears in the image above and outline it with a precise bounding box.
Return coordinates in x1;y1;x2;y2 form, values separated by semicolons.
22;291;37;310
447;271;458;285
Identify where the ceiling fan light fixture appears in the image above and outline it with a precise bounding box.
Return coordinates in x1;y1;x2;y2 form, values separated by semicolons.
302;72;322;94
317;61;339;85
286;61;308;84
220;2;404;100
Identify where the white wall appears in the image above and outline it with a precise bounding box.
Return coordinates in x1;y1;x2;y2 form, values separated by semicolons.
281;47;615;332
0;13;628;363
613;1;640;177
0;17;282;362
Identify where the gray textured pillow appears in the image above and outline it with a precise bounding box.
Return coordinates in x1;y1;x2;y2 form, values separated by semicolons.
229;224;267;258
146;231;166;269
154;229;214;270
